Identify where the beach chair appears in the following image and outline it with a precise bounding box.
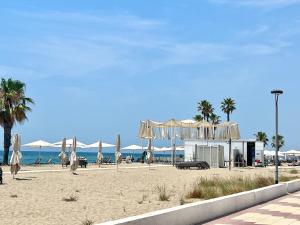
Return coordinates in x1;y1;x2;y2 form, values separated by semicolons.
125;156;132;164
0;167;2;184
34;158;42;165
47;158;53;165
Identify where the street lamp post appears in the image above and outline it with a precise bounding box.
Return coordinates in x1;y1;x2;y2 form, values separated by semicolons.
271;89;283;184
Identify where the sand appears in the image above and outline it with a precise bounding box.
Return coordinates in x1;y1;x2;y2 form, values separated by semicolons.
0;164;299;225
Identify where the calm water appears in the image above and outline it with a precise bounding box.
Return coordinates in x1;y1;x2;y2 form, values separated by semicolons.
0;149;178;165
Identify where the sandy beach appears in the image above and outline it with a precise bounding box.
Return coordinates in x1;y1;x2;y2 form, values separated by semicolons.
0;164;299;225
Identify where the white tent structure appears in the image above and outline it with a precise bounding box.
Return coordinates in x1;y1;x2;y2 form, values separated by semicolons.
53;139;87;148
85;141;115;148
10;134;22;178
22;140;56;164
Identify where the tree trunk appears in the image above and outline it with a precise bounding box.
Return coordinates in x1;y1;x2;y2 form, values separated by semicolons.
227;113;231;170
3;124;12;165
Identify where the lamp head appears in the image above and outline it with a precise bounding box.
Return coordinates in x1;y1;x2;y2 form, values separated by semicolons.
271;89;283;95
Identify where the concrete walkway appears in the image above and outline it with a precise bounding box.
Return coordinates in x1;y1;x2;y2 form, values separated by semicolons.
203;191;300;225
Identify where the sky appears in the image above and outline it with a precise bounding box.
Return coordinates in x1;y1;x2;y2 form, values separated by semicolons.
0;0;300;150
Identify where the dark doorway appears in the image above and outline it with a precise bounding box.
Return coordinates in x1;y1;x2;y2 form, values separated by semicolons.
247;142;255;166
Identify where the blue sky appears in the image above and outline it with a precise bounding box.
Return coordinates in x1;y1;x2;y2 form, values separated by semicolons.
0;0;300;149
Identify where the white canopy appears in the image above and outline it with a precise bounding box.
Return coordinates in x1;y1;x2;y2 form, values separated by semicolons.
122;144;145;150
264;150;284;157
139;119;240;140
154;146;185;152
53;139;87;148
23;140;56;148
284;150;300;155
85;141;115;148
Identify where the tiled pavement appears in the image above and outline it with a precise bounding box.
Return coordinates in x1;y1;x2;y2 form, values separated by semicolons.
203;191;300;225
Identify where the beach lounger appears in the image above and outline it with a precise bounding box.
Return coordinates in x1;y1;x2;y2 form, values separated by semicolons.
34;158;42;165
47;158;53;165
175;161;210;170
78;157;88;168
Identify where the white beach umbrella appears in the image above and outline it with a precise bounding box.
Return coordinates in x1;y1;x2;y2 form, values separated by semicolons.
70;137;78;173
264;150;284;157
23;140;55;164
154;146;172;152
53;139;87;148
122;144;145;150
115;135;121;167
58;138;67;165
97;141;103;166
285;150;300;155
85;141;115;148
10;134;22;178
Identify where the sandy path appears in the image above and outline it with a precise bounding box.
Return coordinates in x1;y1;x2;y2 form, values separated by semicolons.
0;165;298;225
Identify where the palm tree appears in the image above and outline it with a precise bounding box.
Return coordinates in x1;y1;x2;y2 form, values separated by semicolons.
271;135;285;150
255;132;269;147
0;78;34;165
210;113;221;125
197;100;214;121
221;98;236;171
193;114;203;122
221;98;236;122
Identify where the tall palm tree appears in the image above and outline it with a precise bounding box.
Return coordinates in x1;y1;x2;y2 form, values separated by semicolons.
221;98;236;122
197;100;214;121
221;98;236;171
0;78;34;165
210;113;221;125
193;114;203;122
271;135;285;150
255;132;269;147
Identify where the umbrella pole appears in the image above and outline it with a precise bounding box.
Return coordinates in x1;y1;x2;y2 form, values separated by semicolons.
39;146;41;166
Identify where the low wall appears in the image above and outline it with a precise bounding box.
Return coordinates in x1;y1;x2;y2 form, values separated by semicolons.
97;179;300;225
286;179;300;193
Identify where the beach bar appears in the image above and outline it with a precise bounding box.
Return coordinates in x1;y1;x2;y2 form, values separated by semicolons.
184;139;265;167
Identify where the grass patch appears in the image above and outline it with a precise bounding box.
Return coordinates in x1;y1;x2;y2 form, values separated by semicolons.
280;175;299;182
10;194;18;198
179;195;188;205
81;218;94;225
137;194;148;204
186;176;274;200
156;185;170;201
62;194;78;202
289;169;298;174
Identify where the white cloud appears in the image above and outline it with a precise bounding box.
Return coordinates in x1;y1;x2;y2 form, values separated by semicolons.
209;0;300;8
0;9;297;79
11;10;165;30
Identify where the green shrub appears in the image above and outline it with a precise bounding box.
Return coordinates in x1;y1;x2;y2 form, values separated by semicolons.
289;169;298;174
62;194;78;202
187;176;274;200
156;185;170;201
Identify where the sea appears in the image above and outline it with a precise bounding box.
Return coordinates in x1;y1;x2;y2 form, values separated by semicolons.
0;148;179;165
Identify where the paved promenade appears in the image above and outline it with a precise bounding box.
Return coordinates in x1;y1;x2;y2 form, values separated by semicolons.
204;191;300;225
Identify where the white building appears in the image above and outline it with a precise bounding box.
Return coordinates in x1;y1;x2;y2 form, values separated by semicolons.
184;139;264;167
